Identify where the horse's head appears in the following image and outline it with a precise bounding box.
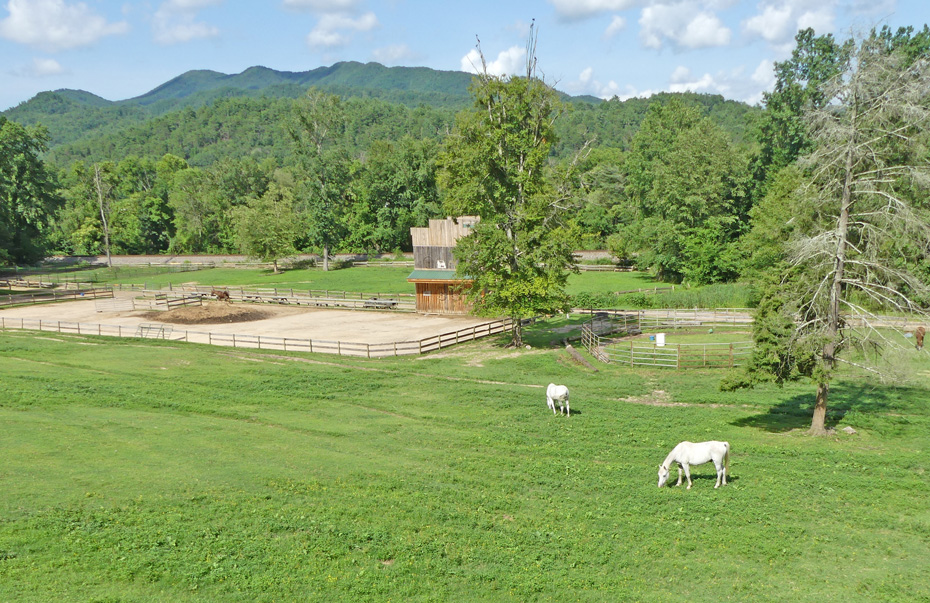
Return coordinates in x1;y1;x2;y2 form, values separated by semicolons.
657;465;670;488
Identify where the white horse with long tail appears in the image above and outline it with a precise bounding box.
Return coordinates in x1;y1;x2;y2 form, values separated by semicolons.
546;384;570;416
658;441;730;489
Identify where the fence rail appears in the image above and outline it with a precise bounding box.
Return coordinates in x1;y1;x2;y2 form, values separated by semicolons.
0;316;513;359
616;341;753;368
1;286;113;308
580;308;755;369
4;279;418;312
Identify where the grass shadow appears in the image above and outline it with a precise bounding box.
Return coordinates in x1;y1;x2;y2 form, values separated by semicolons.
731;382;919;433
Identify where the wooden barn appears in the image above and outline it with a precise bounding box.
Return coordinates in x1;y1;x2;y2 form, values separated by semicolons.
406;216;478;315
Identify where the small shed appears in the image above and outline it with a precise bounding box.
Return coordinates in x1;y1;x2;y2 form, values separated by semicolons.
406;216;477;314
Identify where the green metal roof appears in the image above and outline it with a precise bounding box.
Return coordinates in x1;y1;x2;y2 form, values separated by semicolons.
407;269;468;281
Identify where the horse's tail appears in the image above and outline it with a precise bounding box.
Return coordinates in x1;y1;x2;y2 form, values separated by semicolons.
724;442;731;477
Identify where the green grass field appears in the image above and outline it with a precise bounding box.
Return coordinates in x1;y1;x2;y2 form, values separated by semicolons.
2;325;929;601
26;265;674;299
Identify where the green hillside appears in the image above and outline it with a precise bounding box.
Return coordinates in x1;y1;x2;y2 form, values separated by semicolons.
2;61;759;167
2;62;480;149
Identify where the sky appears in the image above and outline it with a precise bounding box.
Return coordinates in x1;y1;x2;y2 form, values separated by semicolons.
1;0;927;112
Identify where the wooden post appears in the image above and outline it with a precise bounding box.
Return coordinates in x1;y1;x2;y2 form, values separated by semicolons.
677;344;681;369
729;343;734;368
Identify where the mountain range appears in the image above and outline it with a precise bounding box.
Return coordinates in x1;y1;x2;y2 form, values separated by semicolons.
1;61;756;167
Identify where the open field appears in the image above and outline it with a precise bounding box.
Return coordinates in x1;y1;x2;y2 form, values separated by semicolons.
1;325;929;601
14;265;670;298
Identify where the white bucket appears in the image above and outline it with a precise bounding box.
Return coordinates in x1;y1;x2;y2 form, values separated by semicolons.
656;332;666;347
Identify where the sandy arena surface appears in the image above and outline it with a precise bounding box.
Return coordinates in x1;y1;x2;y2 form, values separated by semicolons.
0;294;494;345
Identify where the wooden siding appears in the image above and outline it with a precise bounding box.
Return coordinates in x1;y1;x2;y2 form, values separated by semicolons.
410;216;479;248
414;282;471;315
413;246;458;270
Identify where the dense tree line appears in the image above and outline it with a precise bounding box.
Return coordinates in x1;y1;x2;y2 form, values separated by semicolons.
2;25;927;299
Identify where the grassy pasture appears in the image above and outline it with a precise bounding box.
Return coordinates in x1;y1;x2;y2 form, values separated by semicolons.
33;265;668;298
1;326;929;601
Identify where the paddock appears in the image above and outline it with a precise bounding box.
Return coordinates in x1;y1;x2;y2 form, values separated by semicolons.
0;294;497;354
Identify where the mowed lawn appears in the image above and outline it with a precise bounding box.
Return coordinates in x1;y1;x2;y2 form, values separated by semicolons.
41;264;667;297
1;328;929;601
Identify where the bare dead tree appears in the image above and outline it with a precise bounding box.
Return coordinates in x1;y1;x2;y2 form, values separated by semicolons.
786;37;930;433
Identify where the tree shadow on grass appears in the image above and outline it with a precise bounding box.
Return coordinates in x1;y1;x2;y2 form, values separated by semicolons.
731;382;918;433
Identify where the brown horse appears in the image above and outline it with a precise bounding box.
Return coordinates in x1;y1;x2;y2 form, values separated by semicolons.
211;288;231;303
916;326;925;351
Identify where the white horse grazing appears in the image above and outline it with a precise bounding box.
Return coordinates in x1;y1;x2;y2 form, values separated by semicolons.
658;441;730;489
546;383;570;416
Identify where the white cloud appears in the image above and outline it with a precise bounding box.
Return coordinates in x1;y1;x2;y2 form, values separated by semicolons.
664;63;773;105
0;0;128;52
152;0;222;44
283;0;360;10
604;15;626;38
460;45;526;77
669;65;718;93
549;0;638;20
639;3;731;49
797;7;834;33
163;0;221;8
13;57;67;77
741;1;839;50
751;58;776;88
307;11;378;48
372;43;417;64
566;66;627;99
743;4;793;43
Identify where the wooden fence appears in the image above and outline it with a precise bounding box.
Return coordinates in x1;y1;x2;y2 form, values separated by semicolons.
0;316;513;359
5;279;417;312
614;340;752;368
0;286;113;308
580;308;754;369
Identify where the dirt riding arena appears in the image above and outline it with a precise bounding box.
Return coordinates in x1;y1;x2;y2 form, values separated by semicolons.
0;292;494;347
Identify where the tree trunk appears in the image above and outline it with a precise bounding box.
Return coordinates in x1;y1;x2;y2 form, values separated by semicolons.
511;317;523;348
323;244;330;272
811;88;857;433
810;382;829;435
94;164;113;269
273;259;279;274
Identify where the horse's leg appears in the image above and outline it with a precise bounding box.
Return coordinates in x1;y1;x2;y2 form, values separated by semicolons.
714;462;722;488
548;397;557;415
675;464;683;487
683;464;693;489
565;396;570;417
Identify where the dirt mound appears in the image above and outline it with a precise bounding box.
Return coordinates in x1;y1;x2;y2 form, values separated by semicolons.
141;302;273;325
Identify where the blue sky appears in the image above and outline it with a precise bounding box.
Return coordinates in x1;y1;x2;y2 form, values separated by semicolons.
1;0;926;111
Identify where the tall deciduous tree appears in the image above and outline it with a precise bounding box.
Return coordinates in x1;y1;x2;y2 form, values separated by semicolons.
234;183;298;273
290;89;352;271
438;28;579;346
744;37;930;434
0;117;59;265
622;99;750;283
752;29;850;194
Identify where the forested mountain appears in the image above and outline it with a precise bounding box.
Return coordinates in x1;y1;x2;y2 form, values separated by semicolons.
2;61;759;165
1;62;480;149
